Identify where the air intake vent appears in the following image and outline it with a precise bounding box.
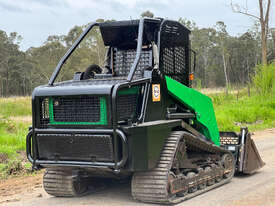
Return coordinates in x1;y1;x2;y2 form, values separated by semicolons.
117;86;140;122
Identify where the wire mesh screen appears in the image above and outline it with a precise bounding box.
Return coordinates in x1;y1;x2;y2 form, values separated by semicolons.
39;96;107;127
161;46;187;84
37;133;114;162
51;96;101;123
160;20;190;86
117;94;139;121
113;49;152;78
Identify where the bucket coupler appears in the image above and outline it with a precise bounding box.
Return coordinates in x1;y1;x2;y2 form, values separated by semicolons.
220;127;265;174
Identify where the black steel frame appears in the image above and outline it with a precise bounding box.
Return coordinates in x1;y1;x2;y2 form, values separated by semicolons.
111;77;150;169
48;18;148;85
28;77;150;171
29;18;153;171
48;22;99;85
26;128;128;169
30;18;192;172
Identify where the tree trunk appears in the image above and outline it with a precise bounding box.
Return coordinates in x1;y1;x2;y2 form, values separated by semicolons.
259;0;270;65
230;0;271;65
0;79;2;97
6;67;9;97
202;54;208;88
261;25;268;65
222;49;229;94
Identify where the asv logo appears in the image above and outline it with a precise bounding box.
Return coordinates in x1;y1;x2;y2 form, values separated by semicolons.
152;84;161;102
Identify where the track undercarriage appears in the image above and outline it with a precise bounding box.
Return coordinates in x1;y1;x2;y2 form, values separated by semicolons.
43;130;235;204
132;131;235;204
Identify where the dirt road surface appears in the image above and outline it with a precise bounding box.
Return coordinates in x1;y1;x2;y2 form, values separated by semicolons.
1;128;275;206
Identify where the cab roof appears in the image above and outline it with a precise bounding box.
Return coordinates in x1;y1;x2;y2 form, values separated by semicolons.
99;19;161;47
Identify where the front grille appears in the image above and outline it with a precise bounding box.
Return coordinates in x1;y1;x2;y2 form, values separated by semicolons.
39;96;107;127
51;96;101;123
36;133;114;162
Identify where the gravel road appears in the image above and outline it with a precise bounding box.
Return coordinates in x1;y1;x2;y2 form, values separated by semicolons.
1;129;274;206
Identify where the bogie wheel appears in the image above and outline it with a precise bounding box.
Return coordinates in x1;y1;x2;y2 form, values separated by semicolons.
197;168;206;190
43;169;88;197
187;172;197;193
176;189;188;197
205;167;215;186
221;153;235;178
212;164;222;183
176;174;188;197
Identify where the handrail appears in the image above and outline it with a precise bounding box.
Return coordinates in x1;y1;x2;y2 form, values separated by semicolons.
127;18;145;82
48;22;99;85
111;77;150;169
26;129;33;163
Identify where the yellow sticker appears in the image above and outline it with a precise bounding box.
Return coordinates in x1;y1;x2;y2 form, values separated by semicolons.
152;84;161;102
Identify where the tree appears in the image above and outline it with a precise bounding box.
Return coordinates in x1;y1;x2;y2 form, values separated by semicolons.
0;31;24;96
230;0;272;65
268;28;275;62
141;11;154;18
215;21;230;92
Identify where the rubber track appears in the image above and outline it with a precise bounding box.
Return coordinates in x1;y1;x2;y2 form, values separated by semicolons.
131;131;234;204
43;169;84;197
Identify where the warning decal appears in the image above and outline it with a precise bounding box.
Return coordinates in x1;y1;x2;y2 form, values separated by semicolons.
152;84;161;102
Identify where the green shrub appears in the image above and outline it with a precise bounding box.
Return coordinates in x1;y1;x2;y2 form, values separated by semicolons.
213;91;275;131
253;63;275;96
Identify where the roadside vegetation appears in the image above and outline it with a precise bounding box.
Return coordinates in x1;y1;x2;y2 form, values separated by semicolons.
0;97;31;178
212;89;275;131
211;62;275;131
0;63;274;178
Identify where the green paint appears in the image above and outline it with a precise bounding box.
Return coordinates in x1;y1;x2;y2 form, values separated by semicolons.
118;86;140;95
165;76;220;146
49;97;107;125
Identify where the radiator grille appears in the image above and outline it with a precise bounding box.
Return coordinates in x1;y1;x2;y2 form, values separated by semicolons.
39;96;107;127
51;96;101;123
37;134;114;162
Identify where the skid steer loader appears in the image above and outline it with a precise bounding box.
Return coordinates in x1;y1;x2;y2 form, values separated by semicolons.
26;18;264;204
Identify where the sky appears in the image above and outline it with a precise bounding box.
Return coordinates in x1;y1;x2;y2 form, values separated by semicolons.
0;0;274;51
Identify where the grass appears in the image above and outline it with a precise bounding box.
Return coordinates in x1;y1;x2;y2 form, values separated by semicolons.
0;97;31;117
210;88;275;132
0;119;28;157
0;97;31;178
0;90;274;178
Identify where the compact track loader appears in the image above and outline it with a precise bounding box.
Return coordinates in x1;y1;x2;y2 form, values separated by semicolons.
26;18;265;204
